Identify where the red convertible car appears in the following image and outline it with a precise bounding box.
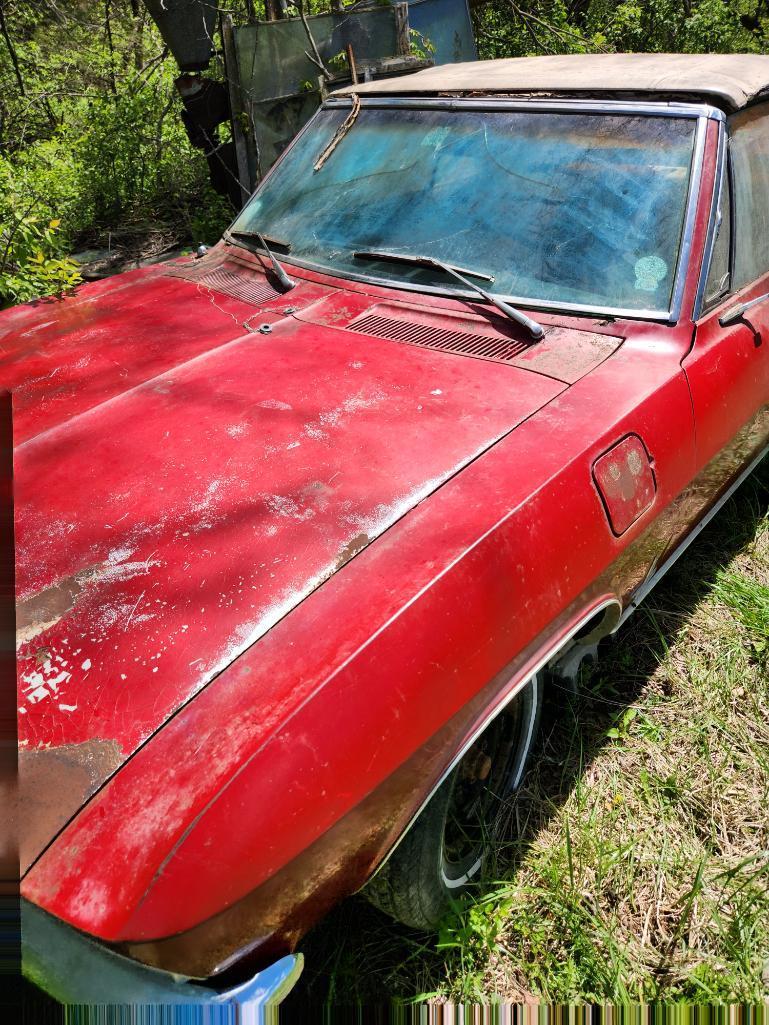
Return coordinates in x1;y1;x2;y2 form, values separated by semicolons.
14;53;769;1005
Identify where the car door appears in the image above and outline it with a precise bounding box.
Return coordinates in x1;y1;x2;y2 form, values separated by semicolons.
684;103;769;491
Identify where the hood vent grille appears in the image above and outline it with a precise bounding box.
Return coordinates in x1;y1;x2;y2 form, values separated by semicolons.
348;311;531;365
166;259;280;306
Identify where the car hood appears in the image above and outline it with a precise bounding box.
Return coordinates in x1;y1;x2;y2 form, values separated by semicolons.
12;265;619;871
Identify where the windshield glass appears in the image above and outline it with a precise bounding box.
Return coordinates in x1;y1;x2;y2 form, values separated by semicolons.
231;105;698;314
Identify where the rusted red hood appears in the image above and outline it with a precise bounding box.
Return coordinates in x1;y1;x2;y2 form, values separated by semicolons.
11;269;576;869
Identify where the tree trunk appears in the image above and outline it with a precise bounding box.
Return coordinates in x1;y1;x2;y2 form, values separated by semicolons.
0;3;26;97
105;0;118;95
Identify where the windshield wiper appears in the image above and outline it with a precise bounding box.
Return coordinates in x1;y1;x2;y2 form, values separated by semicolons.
353;250;545;340
224;229;296;291
227;229;292;252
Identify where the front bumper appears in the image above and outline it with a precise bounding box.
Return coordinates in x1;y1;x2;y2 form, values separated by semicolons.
22;900;303;1009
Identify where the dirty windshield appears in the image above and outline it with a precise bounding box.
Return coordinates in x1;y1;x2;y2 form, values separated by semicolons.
231;105;698;314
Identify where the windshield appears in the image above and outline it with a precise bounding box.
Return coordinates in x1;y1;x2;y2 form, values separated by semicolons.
231;104;698;315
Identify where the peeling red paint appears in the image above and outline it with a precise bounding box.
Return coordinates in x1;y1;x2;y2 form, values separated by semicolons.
12;277;564;810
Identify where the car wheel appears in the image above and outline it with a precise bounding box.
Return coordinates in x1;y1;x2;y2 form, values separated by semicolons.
364;673;543;930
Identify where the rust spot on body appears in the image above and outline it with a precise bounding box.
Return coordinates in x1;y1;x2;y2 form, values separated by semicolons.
334;532;370;572
16;575;84;647
19;739;124;874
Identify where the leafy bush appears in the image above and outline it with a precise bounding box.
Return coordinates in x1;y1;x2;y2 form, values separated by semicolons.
0;3;233;307
0;213;81;306
473;0;769;59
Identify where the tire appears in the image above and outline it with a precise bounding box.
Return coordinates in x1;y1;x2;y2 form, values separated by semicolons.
365;673;543;930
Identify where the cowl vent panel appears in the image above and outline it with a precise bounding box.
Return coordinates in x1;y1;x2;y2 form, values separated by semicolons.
166;258;280;306
347;308;531;365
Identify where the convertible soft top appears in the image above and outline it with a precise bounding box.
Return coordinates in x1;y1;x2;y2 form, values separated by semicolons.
335;53;769;112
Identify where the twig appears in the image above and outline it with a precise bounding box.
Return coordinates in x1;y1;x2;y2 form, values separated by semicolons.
292;0;331;79
313;94;360;172
127;46;170;94
517;11;556;54
507;0;609;53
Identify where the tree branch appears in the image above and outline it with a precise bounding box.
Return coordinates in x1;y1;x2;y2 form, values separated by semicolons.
291;0;331;79
0;2;26;97
506;0;610;53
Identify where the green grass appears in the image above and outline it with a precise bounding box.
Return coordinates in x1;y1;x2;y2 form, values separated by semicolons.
286;459;769;1008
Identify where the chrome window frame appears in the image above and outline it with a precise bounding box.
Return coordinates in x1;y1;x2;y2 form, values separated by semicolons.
233;96;725;324
693;117;729;321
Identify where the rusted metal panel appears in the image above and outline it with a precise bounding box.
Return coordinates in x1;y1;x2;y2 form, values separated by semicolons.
19;289;697;945
19;741;123;873
0;266;260;445
221;14;252;207
231;9;401;184
408;0;477;64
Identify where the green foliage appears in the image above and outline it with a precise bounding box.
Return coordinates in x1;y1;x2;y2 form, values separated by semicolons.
189;189;236;249
711;569;769;661
436;891;514;999
4;0;766;308
327;50;348;71
72;63;216;230
0;213;81;305
0;0;232;306
409;29;436;60
473;0;769;59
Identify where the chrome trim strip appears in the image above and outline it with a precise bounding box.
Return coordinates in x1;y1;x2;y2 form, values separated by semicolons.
326;96;724;120
617;442;769;627
669;114;708;323
693;119;727;321
510;671;540;791
364;596;621;881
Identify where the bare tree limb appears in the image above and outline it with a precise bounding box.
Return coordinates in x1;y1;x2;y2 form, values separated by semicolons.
507;0;609;52
291;0;331;79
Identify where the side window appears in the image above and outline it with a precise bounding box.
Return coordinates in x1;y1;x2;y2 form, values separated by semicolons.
703;161;731;309
729;103;769;289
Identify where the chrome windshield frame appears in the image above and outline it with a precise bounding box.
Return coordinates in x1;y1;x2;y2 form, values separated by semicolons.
232;96;725;324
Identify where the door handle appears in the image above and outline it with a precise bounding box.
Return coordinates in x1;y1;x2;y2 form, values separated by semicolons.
719;291;769;326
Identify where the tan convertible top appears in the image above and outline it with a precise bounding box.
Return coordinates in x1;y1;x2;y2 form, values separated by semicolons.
334;53;769;111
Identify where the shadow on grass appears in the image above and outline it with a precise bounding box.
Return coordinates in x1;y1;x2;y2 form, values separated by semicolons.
285;458;769;1007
